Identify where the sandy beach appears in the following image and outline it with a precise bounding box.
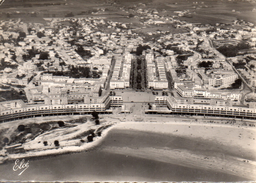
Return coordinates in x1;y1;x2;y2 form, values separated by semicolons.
103;121;256;180
0;116;255;181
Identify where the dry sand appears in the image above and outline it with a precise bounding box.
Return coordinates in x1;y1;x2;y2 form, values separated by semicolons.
102;121;256;180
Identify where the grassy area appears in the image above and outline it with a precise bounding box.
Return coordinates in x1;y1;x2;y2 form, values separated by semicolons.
1;0;255;25
0;117;88;151
0;90;27;102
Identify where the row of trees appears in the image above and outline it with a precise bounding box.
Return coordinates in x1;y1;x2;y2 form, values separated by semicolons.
87;111;101;142
130;56;147;90
45;66;102;79
233;62;246;69
45;66;91;78
198;61;213;68
109;91;116;96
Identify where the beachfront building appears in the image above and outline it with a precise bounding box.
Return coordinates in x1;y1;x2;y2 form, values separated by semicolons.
149;96;256;119
25;73;103;105
0;100;25;112
0;94;124;122
176;83;241;101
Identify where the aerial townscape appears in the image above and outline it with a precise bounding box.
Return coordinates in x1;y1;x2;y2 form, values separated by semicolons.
0;0;256;182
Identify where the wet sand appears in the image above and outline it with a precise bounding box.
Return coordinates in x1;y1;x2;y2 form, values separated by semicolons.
0;121;255;181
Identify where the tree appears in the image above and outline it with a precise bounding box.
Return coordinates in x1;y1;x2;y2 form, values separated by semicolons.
19;32;26;38
217;41;251;57
22;54;27;61
137;58;142;65
217;45;238;57
95;119;100;125
90;130;96;137
3;137;9;144
87;135;93;142
11;54;17;61
48;41;53;46
39;52;49;60
230;79;242;89
233;62;246;69
137;74;142;83
37;31;45;38
58;121;65;127
16;74;26;79
54;140;59;146
99;86;102;97
75;45;92;59
135;45;150;56
137;83;142;90
17;32;26;42
92;70;100;78
27;27;32;34
24;47;38;60
92;111;99;119
198;61;213;68
148;104;152;110
18;125;25;132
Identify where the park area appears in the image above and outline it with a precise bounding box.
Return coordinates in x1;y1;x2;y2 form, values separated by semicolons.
0;114;115;163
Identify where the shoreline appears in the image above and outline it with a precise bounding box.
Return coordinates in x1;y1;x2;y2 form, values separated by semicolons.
0;116;256;165
0;117;256;181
